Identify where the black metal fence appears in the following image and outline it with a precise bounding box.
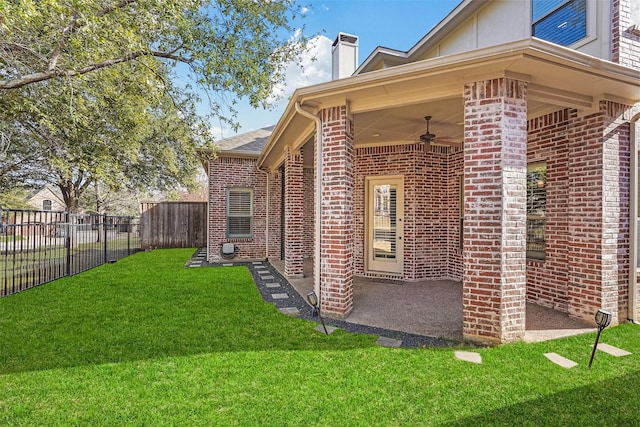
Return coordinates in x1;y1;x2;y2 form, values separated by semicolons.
0;209;140;297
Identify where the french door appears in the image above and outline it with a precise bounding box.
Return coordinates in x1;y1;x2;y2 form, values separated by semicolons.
365;176;404;274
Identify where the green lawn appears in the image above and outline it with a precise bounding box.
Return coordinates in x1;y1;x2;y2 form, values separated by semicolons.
1;248;639;425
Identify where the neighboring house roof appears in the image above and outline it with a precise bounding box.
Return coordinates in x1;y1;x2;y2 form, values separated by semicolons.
214;125;275;156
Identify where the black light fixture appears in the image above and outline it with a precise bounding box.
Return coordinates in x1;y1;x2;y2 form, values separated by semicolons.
588;309;612;368
307;291;328;335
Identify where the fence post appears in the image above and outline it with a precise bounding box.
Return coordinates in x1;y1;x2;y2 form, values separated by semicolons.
65;211;71;277
103;215;108;264
127;217;131;256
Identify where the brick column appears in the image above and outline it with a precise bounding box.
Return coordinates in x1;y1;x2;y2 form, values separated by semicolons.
567;101;633;324
612;0;640;70
284;148;304;278
319;105;354;318
463;77;528;344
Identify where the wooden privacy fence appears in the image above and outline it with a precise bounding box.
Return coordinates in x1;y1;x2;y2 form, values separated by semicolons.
140;202;207;249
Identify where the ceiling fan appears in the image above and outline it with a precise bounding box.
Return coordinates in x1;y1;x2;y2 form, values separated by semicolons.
419;115;437;144
418;115;460;147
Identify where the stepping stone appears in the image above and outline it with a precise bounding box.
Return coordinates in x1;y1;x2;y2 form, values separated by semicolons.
222;263;234;267
252;261;263;265
271;293;289;300
190;261;203;265
265;282;281;288
261;275;275;280
257;270;270;275
455;351;483;364
544;352;577;369
596;343;632;357
376;336;402;348
188;264;200;268
315;324;338;334
279;307;300;316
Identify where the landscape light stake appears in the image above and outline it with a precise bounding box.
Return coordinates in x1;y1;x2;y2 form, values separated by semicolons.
307;291;328;335
588;309;612;368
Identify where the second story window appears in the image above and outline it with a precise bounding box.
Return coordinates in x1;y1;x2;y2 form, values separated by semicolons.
532;0;587;47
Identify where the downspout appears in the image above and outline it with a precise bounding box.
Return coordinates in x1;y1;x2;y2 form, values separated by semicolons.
295;102;322;304
257;166;269;260
629;112;640;324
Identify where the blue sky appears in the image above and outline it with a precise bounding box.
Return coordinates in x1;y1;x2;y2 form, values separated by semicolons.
210;0;462;139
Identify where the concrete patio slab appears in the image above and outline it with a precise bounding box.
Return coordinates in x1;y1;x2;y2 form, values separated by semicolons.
270;259;597;344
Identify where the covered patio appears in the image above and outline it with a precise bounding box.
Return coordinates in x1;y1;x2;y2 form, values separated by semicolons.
260;38;637;345
271;260;594;343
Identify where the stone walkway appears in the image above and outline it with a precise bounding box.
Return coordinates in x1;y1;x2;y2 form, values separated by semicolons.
185;249;634;365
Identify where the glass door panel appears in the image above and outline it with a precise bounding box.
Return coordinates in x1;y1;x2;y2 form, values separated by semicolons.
366;176;403;274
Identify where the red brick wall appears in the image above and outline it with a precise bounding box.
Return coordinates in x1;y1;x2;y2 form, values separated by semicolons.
612;0;640;69
526;109;574;311
304;168;315;259
526;102;632;324
353;143;455;281
207;156;268;261
284;149;304;277
448;147;464;280
267;170;282;260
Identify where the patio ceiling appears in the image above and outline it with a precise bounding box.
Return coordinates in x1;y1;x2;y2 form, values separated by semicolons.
260;38;640;171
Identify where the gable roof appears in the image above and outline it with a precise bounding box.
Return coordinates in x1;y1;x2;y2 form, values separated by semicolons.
214;125;275;156
356;0;486;74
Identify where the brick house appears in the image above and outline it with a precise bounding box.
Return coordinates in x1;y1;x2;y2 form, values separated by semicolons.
202;0;640;344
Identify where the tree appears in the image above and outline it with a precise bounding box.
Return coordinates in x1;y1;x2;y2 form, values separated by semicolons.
0;0;308;117
0;63;210;211
0;0;310;211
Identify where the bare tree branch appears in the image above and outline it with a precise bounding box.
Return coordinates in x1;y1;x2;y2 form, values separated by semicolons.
1;50;193;89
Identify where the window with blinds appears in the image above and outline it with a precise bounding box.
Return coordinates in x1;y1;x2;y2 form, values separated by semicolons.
227;188;253;238
532;0;587;47
527;162;546;260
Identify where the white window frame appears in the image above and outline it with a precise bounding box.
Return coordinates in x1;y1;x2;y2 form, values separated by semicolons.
531;0;596;50
226;188;253;239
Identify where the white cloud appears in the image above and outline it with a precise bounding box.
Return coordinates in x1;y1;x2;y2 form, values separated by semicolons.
209;125;231;140
267;34;332;105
